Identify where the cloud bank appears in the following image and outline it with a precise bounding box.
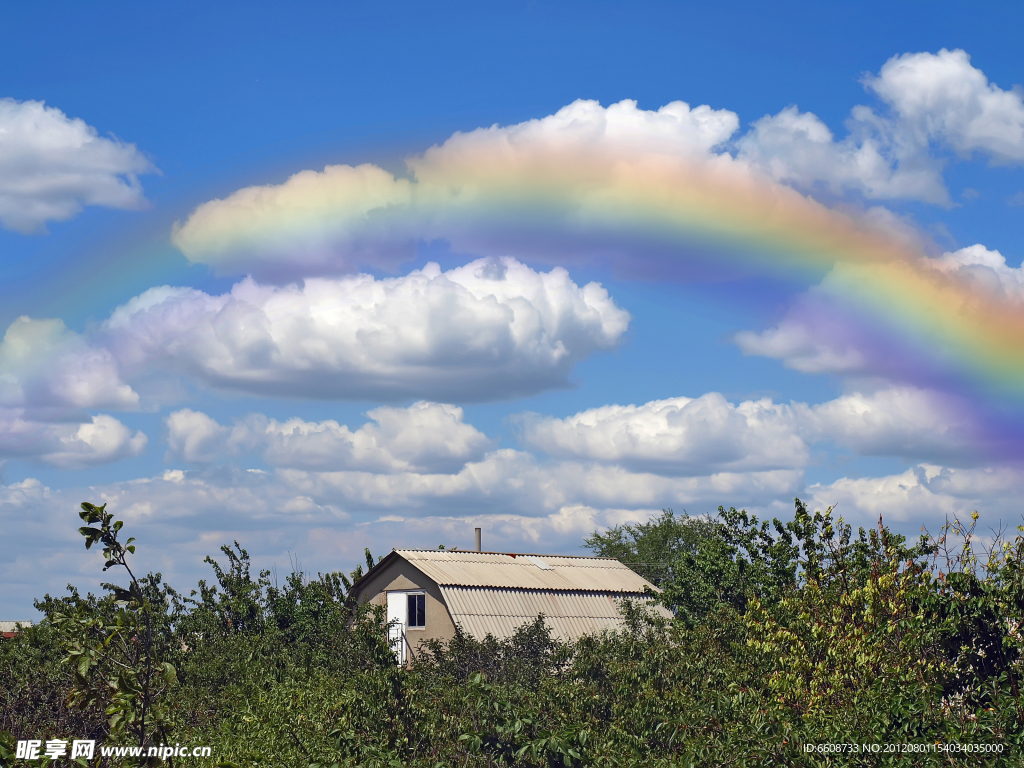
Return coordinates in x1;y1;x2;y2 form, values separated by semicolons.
0;380;1014;611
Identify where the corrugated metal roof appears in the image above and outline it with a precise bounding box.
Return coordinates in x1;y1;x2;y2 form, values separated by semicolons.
395;550;660;593
440;586;672;641
0;621;32;633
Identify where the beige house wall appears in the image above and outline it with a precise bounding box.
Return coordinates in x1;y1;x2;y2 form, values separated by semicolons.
353;557;457;661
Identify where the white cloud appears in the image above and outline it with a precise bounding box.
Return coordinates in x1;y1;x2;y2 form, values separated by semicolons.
165;409;231;464
933;244;1024;300
170;163;415;279
13;442;1024;613
106;257;629;401
166;401;491;473
39;414;148;469
0;410;147;469
865;49;1024;165
518;393;808;475
736;105;947;203
4;385;1020;614
734;312;869;375
797;388;982;463
0;447;804;615
278;452;803;518
807;463;1024;528
0;98;155;233
0;316;139;409
410;97;739;172
738;49;1024;205
519;387;986;471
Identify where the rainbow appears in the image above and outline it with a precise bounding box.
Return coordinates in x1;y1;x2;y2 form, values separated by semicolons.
170;137;1024;408
417;151;1024;402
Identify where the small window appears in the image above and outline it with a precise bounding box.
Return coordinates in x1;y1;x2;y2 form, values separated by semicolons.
407;593;426;628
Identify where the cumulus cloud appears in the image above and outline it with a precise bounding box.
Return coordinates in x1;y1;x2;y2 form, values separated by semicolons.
518;393;809;475
520;387;987;471
865;49;1024;165
738;49;1024;205
0;316;139;410
170;163;415;279
806;463;1024;528
0;317;146;468
0;410;147;469
933;244;1024;299
160;408;802;517
165;409;231;464
0;257;627;411
737;105;947;203
105;257;629;401
734;310;870;375
796;387;983;464
0;98;155;233
166;401;491;473
409;97;739;172
151;387;984;526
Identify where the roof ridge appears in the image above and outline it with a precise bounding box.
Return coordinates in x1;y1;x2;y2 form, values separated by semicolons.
438;585;658;593
394;549;617;560
350;549;657;597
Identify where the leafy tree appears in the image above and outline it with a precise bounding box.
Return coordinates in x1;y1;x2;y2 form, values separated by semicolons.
7;497;1024;766
53;502;178;765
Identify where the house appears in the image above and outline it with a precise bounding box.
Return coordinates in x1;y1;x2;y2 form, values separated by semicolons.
349;537;671;664
0;621;32;639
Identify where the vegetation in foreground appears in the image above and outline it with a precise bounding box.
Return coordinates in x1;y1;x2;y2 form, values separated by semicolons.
2;499;1024;766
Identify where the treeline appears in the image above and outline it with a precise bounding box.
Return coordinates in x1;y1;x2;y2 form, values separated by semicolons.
2;500;1024;766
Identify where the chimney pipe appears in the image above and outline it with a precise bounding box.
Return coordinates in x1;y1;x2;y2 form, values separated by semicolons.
475;527;482;552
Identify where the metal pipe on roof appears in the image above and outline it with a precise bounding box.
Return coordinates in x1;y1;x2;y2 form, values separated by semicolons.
475;527;481;552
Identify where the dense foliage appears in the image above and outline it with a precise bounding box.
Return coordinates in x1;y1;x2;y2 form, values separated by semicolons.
3;499;1024;766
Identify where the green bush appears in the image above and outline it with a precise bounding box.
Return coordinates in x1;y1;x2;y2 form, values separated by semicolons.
3;499;1024;766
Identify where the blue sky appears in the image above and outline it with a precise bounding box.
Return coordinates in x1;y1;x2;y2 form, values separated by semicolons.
2;1;1023;616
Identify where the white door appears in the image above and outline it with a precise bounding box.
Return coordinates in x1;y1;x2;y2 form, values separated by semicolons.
386;591;407;664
